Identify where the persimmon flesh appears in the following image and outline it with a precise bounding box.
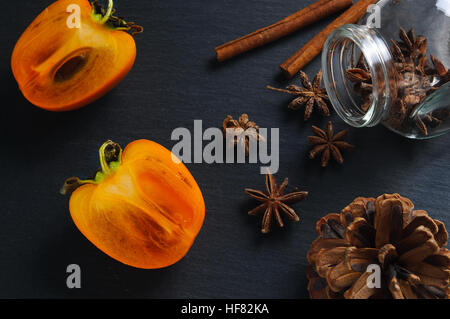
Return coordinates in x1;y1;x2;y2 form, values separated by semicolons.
11;0;140;111
62;140;205;269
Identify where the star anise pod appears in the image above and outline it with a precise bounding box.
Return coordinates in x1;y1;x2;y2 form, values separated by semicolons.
346;67;371;83
307;121;354;167
348;28;450;137
307;194;450;299
430;54;449;88
415;110;449;136
345;55;373;112
267;70;330;121
245;173;308;234
346;53;371;82
438;70;450;86
397;28;428;62
222;114;264;155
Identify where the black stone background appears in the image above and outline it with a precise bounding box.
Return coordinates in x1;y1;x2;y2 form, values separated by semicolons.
0;0;448;298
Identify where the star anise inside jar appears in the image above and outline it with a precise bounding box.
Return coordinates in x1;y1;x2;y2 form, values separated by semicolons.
346;28;450;137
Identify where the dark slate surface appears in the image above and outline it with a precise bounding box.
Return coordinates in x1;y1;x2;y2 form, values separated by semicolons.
0;0;448;298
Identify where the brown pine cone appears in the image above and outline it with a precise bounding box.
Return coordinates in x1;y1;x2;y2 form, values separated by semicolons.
307;194;449;299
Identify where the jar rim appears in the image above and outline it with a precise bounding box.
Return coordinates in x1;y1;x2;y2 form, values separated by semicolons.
322;24;396;128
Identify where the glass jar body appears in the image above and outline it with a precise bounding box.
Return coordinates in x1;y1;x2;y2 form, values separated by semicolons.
322;0;450;139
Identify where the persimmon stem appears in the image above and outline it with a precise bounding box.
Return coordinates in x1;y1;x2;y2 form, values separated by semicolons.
60;140;123;195
91;0;143;36
99;140;113;175
60;177;95;195
99;0;114;25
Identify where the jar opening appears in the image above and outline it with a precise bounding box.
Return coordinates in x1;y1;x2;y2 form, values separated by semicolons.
322;24;397;127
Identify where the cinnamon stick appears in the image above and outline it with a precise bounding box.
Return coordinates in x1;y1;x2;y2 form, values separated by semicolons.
280;0;378;78
215;0;353;62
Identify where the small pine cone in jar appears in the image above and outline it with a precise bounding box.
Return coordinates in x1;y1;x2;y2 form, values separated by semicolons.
307;194;450;299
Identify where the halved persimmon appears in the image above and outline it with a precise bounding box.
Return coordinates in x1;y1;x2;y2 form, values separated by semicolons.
11;0;142;111
61;140;206;269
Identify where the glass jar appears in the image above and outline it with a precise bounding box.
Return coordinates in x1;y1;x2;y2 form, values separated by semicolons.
322;0;450;139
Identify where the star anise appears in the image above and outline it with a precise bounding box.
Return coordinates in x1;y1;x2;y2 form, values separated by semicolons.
391;31;449;136
245;173;308;234
430;54;449;87
415;111;447;136
397;28;428;62
346;67;371;83
346;52;371;82
307;121;354;167
267;70;330;121
345;55;373;112
222;114;264;155
347;28;450;137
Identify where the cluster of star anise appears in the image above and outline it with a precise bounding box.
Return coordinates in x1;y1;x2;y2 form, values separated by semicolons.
307;194;449;299
346;28;449;136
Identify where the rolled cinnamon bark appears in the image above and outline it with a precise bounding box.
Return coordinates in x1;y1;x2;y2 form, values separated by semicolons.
280;0;378;78
215;0;353;62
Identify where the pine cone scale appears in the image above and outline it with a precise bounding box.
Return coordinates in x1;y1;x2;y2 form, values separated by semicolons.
326;261;360;293
307;194;450;299
315;247;347;277
344;247;378;272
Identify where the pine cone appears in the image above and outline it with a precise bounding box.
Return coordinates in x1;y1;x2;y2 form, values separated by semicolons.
307;194;449;299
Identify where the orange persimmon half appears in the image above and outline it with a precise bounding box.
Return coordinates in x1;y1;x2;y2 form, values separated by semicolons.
61;140;205;269
11;0;141;111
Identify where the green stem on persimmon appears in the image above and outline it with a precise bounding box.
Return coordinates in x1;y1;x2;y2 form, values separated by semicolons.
60;140;123;195
91;0;143;36
99;0;114;25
